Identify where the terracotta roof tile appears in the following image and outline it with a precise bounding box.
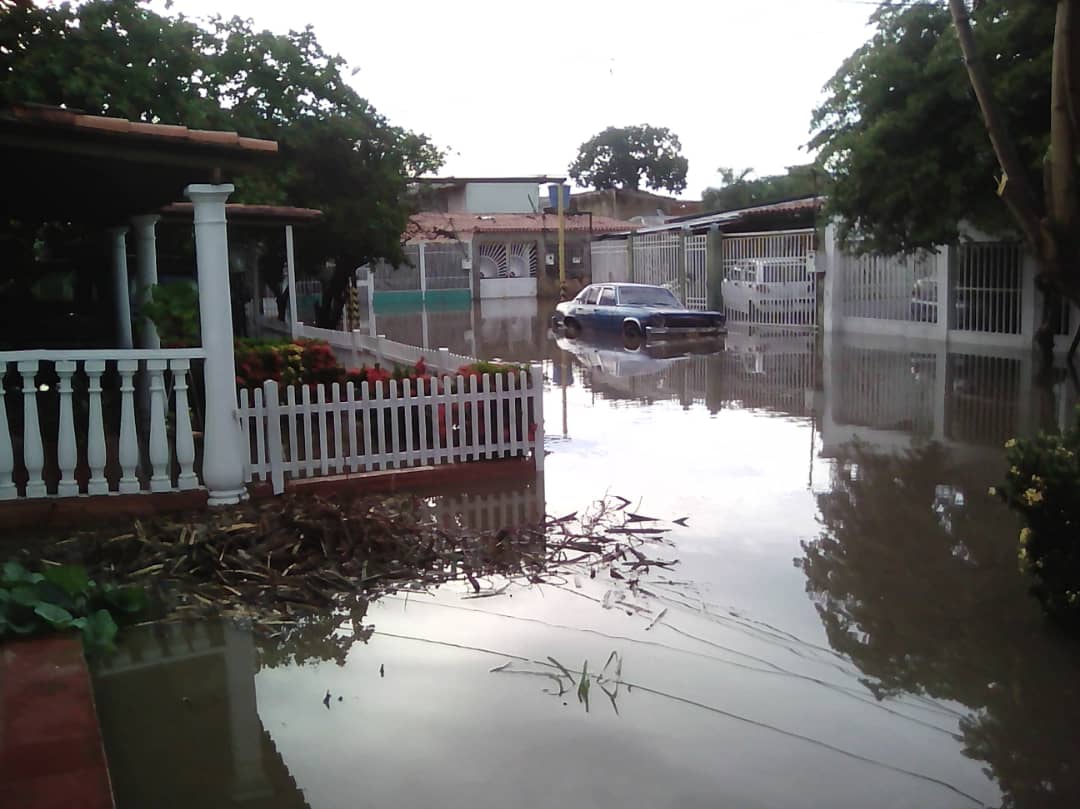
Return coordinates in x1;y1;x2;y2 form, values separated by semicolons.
3;103;277;154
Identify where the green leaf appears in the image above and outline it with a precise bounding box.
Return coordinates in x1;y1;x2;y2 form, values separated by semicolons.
42;565;89;598
2;560;42;585
103;585;148;615
81;609;118;651
33;602;74;628
10;586;40;607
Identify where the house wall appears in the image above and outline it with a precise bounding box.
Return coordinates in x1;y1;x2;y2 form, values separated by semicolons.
469;230;592;300
462;182;541;213
571;189;702;222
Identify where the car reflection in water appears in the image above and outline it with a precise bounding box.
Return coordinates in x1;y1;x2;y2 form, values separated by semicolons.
553;330;724;379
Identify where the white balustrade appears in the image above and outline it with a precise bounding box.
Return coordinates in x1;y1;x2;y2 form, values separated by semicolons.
0;350;206;500
55;360;79;497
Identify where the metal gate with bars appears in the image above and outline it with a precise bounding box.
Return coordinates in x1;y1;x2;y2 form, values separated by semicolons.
590;228;816;325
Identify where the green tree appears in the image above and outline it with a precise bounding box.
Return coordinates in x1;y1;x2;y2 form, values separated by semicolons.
702;164;821;212
568;125;688;193
810;1;1079;362
0;0;443;328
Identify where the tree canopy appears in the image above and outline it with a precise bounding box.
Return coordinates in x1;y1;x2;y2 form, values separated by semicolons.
0;0;444;327
809;1;1055;254
701;164;821;212
568;125;688;194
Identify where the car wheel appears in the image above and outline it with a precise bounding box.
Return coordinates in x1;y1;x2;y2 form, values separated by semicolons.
564;318;581;337
623;320;642;340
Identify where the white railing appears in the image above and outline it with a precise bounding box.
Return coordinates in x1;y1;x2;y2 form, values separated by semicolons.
238;366;545;494
591;241;629;284
293;323;474;373
0;349;206;500
835;248;939;323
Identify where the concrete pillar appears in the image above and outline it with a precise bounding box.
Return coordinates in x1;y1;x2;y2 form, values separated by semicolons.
108;227;134;349
822;222;838;333
131;214;161;349
185;183;246;506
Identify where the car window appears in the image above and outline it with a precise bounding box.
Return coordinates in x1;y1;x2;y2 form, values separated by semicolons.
584;286;601;305
598;287;617;306
617;286;680;307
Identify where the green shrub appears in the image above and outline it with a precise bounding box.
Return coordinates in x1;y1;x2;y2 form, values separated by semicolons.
140;283;200;347
993;411;1080;623
0;560;148;652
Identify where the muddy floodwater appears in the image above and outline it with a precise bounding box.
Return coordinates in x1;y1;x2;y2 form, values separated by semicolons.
92;301;1080;809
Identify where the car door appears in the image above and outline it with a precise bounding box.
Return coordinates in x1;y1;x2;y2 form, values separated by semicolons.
594;285;621;330
573;285;601;324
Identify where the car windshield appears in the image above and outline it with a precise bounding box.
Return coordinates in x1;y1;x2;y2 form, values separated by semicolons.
618;286;681;307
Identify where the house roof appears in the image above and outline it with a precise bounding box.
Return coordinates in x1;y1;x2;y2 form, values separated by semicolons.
412;175;566;186
0;103;279;223
602;195;825;237
405;212;640;242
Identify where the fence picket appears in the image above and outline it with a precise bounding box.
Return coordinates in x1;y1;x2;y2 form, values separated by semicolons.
330;383;343;474
300;384;315;477
377;381;391;469
254;387;268;481
432;377;445;465
360;381;373;472
402;379;415;467
417;377;430;465
315;384;329;476
345;382;358;472
239;388;252;482
264;380;285;495
388;380;401;468
286;385;299;477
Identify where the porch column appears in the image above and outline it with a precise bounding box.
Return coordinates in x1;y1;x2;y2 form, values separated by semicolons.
108;227;134;349
131;214;161;349
186;184;245;506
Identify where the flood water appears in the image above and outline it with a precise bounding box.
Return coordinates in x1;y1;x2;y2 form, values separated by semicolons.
92;300;1080;809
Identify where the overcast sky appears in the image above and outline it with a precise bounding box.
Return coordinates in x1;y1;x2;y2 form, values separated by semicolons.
151;0;876;198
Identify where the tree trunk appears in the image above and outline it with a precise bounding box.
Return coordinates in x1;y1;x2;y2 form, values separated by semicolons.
950;0;1080;373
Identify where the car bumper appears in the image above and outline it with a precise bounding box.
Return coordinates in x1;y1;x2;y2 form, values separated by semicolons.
645;325;726;337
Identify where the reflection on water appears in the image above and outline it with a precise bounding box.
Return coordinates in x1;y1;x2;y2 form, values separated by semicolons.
94;304;1080;809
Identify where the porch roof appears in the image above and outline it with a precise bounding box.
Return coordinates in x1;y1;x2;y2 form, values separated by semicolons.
160;203;323;227
0;103;278;223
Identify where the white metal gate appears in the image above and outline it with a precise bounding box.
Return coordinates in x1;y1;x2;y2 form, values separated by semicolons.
686;234;708;309
590;241;629;284
720;230;816;326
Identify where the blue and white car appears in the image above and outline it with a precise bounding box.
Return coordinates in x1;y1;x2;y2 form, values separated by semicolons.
551;283;726;340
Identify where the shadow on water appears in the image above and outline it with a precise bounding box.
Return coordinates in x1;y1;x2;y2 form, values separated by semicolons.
92;303;1080;809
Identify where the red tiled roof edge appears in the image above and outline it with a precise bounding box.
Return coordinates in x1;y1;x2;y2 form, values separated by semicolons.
4;103;277;154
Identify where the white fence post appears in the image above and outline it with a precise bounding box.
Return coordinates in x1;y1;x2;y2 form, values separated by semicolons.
531;364;545;471
822;223;838;332
84;360;109;496
146;358;171;492
264;380;285;495
285;224;299;340
117;359;140;494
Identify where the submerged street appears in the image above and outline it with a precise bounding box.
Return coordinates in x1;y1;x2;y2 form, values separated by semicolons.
91;303;1080;809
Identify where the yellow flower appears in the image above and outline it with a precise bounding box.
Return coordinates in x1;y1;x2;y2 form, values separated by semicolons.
1023;488;1044;506
1019;527;1032;545
1010;466;1020;476
1005;438;1017;449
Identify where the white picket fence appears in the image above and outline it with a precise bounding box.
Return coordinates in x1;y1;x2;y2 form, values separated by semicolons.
238;366;545;495
0;349;205;500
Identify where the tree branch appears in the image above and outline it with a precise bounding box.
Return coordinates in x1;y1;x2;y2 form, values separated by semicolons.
948;0;1045;249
